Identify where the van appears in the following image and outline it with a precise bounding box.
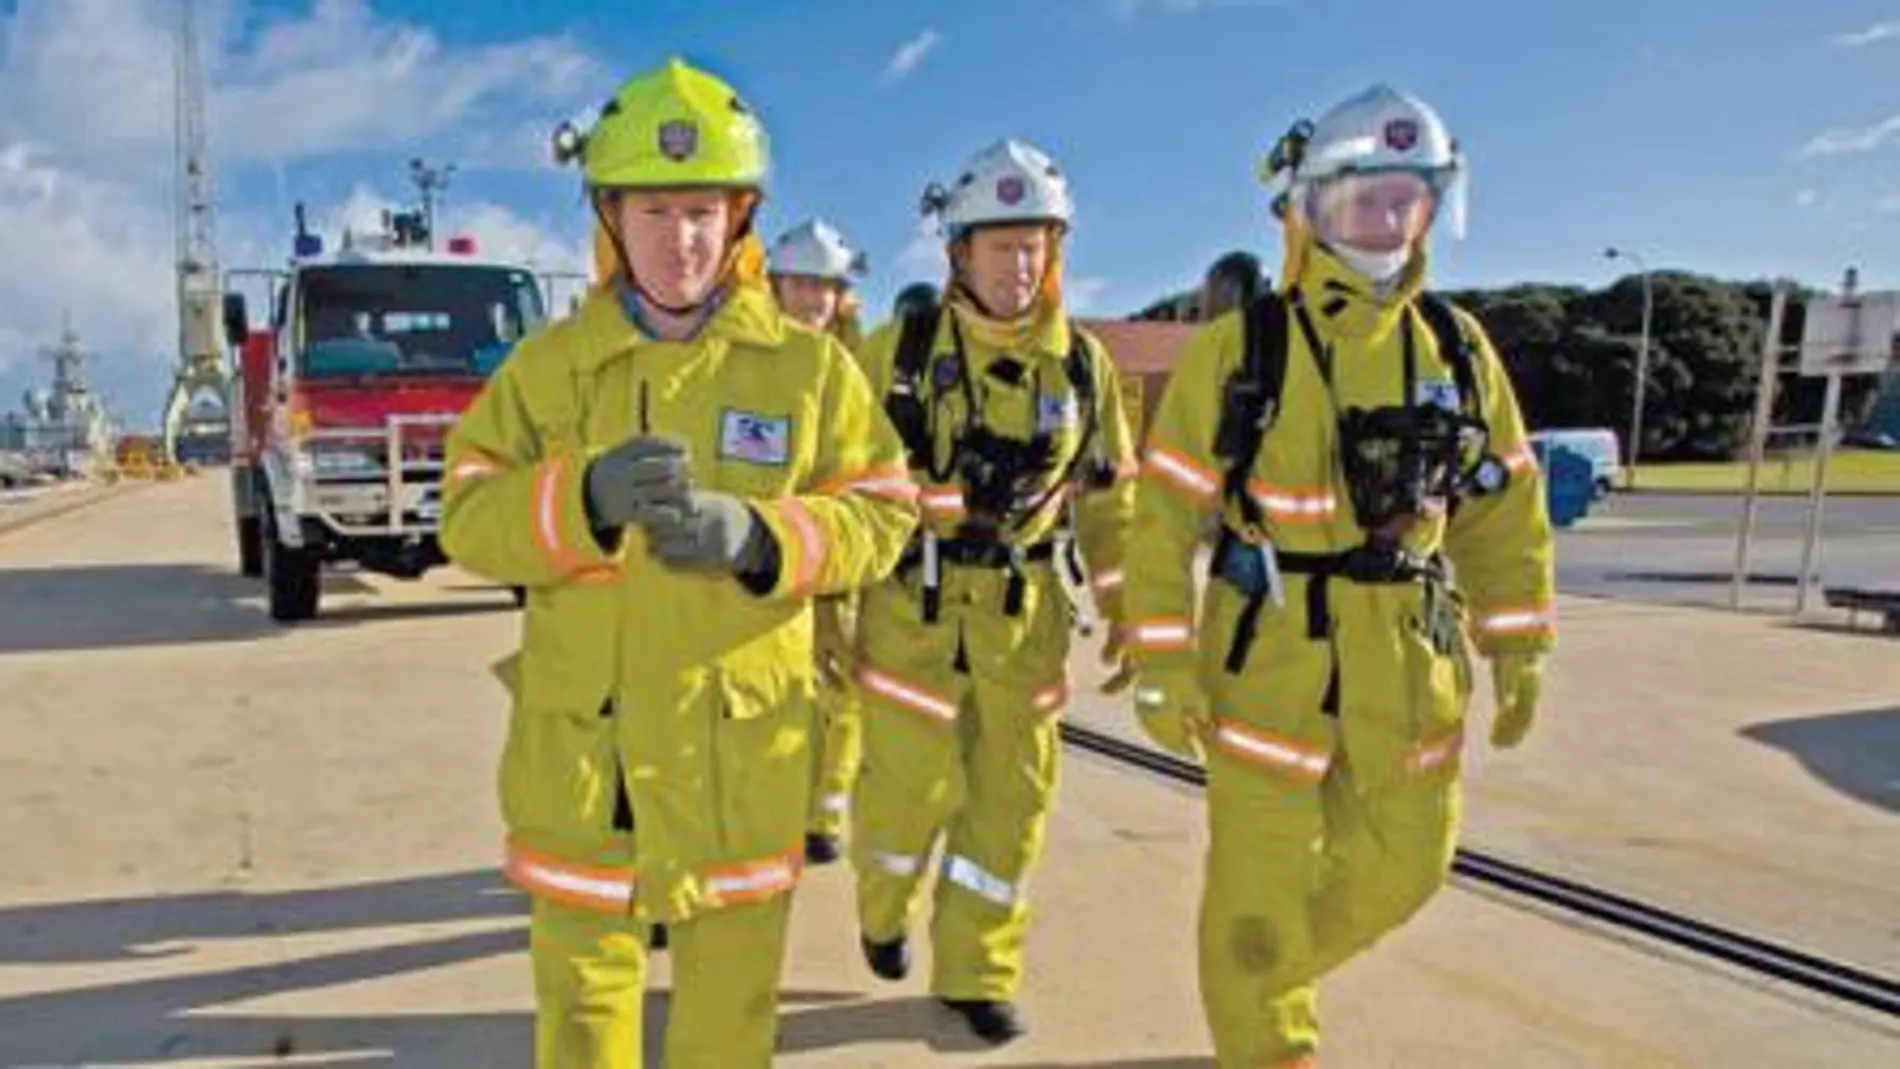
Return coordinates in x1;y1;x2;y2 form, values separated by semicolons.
1528;428;1623;497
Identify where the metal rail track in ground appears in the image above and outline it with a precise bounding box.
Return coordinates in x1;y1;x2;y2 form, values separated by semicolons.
1059;721;1900;1019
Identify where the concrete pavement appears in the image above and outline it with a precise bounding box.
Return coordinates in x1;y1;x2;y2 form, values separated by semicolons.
2;475;1896;1067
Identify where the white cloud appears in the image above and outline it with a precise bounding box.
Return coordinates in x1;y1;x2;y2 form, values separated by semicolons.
1794;188;1822;209
896;219;949;280
1832;19;1900;47
1067;276;1110;313
1799;113;1900;156
882;27;942;84
1876;192;1900;214
1109;0;1284;16
0;0;602;432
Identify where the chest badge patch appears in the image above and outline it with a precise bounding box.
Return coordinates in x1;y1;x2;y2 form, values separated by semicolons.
1037;393;1079;431
1416;379;1461;413
718;409;792;466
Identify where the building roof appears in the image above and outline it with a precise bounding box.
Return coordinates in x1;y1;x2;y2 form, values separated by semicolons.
1076;318;1198;375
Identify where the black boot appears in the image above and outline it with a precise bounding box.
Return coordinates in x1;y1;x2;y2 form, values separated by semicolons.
647;924;668;951
860;933;909;981
939;998;1025;1045
803;832;842;865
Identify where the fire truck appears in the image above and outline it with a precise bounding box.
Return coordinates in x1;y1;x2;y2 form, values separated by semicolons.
223;205;580;622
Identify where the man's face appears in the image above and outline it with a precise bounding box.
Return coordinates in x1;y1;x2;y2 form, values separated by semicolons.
605;188;733;307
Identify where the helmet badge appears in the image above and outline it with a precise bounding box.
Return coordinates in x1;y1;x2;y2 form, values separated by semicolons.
1383;118;1419;153
996;175;1026;206
658;120;699;162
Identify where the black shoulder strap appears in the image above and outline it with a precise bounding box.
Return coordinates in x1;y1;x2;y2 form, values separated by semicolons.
884;298;945;471
1215;292;1290;526
893;298;942;389
1414;292;1484;416
1063;318;1096;408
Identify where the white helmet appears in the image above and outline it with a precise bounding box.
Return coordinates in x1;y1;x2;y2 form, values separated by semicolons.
767;219;866;281
1266;84;1467;241
922;138;1074;239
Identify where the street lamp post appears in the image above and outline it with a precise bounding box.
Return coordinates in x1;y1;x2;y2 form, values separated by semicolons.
1604;247;1653;488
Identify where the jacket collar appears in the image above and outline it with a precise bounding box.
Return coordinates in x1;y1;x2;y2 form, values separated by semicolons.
940;292;1071;358
1289;242;1429;343
573;278;787;370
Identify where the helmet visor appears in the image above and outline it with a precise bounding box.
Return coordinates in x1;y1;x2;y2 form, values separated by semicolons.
1306;170;1437;253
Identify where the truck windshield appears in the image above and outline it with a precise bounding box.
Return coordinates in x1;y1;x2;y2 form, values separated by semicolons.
297;264;546;378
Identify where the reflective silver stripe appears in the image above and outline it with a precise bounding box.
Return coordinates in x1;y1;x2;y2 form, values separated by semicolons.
706;858;796;899
1213;722;1331;780
944;855;1017;908
509;858;633;908
1091;568;1125;592
821;791;850;814
858;667;959;722
1144;445;1217;497
1129;619;1191;646
875;852;922;876
1481;608;1555;634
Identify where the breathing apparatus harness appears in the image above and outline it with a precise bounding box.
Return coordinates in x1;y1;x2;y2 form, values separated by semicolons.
1207;274;1512;691
885;293;1116;630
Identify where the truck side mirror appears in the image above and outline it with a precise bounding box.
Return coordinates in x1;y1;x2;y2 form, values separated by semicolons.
223;293;248;345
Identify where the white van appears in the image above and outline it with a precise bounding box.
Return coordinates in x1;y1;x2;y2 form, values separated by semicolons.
1528;428;1623;497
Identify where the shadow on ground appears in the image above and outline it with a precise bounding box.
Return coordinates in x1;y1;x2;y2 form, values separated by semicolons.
0;563;374;653
0;871;938;1067
1740;706;1900;815
0;870;529;1066
0;562;518;651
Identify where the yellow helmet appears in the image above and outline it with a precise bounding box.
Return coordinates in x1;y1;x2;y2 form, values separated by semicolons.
554;57;770;191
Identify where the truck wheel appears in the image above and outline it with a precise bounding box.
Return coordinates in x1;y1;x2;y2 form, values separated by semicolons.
264;516;321;622
237;516;263;577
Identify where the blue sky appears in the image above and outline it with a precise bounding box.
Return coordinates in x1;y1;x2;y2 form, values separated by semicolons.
3;0;1900;428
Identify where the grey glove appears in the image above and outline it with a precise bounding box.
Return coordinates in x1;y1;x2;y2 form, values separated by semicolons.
643;490;778;580
584;435;692;528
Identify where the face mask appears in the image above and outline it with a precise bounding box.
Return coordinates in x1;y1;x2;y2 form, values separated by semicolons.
1332;243;1410;285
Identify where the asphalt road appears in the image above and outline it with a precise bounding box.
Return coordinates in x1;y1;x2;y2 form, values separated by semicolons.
1556;491;1898;610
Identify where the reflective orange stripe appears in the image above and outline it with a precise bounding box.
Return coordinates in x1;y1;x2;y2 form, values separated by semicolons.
446;449;503;488
1246;479;1337;522
857;666;959;723
1031;680;1068;715
1211;718;1332;783
1125;616;1193;652
920;485;966;517
1091;568;1125;593
532;457;618;581
815;463;920;501
504;839;636;914
1478;604;1556;636
770;497;828;596
1502;443;1539;473
1143;443;1218;501
702;845;803;907
1407;726;1464;776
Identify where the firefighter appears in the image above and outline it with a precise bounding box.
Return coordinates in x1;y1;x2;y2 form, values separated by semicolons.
847;137;1138;1044
1120;84;1555;1067
766;217;871;864
441;57;919;1068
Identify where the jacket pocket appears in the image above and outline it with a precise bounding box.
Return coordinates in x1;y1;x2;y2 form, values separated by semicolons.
498;650;621;846
708;667;818;859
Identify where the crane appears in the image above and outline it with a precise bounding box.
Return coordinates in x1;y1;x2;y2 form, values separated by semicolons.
160;0;231;467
